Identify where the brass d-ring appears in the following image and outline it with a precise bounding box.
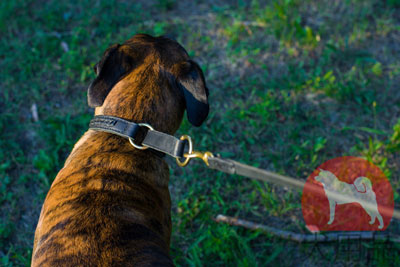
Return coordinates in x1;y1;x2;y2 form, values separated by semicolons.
176;135;193;167
129;123;154;150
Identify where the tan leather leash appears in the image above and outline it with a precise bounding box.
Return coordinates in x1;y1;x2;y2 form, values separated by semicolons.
177;135;400;221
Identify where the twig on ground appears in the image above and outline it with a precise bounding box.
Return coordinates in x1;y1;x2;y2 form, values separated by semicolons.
214;214;400;243
31;103;39;122
60;41;69;53
240;21;268;27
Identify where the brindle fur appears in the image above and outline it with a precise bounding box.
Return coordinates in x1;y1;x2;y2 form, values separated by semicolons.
32;34;209;266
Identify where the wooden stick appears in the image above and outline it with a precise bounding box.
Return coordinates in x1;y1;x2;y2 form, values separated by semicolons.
214;214;400;243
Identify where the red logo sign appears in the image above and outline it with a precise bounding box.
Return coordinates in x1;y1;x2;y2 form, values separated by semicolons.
302;156;393;231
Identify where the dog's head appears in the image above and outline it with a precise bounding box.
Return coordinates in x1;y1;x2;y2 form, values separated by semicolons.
88;34;209;134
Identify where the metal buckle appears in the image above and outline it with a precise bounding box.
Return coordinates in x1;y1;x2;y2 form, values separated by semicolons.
129;123;154;150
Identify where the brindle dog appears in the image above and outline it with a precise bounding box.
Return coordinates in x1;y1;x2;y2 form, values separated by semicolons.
32;34;209;266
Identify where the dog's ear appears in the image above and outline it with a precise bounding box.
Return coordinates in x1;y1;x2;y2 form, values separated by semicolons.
88;43;134;107
174;60;209;127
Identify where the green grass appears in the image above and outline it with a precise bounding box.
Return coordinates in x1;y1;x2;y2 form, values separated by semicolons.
1;0;400;265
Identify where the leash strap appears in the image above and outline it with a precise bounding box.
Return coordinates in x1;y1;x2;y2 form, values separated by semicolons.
207;157;305;190
207;156;400;220
89;115;187;158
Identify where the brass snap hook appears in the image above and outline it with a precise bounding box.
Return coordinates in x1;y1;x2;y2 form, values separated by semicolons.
176;135;214;167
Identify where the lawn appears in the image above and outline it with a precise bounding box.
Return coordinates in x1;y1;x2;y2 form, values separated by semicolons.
1;0;400;266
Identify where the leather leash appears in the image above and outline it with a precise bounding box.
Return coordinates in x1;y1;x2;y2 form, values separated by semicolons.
89;115;400;220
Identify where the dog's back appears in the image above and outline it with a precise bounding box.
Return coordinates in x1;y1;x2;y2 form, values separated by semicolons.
32;131;173;266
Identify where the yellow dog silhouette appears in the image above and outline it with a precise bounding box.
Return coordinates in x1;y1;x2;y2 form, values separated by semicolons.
315;169;384;229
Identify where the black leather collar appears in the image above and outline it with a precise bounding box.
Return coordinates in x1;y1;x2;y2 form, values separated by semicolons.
89;115;188;159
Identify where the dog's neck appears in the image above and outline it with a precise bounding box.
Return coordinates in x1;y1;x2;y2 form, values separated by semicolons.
94;70;185;135
65;129;167;183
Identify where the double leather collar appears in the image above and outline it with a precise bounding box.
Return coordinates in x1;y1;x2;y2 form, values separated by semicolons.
89;115;188;159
